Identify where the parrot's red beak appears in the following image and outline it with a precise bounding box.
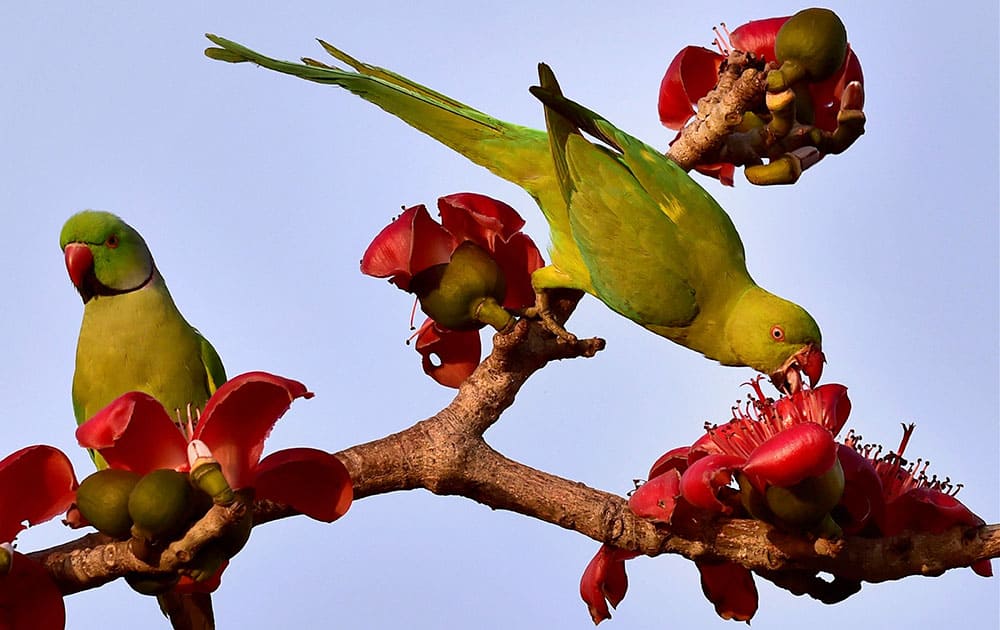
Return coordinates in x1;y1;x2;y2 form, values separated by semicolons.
64;243;95;303
771;344;825;395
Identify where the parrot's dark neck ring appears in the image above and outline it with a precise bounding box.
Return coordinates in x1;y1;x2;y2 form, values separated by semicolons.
91;262;157;299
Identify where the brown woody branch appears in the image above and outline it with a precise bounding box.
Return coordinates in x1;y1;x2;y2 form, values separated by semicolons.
667;50;767;171
29;292;998;599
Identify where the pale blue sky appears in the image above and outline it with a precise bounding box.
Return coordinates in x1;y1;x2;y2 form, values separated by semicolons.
3;2;997;628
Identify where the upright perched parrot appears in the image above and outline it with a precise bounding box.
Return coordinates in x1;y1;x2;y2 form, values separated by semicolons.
205;36;823;392
61;209;225;630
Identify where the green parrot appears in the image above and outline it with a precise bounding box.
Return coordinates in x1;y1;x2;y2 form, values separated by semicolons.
60;209;225;629
205;36;823;392
61;210;226;434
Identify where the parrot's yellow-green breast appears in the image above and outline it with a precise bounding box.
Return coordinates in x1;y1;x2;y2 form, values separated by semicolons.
62;210;225;440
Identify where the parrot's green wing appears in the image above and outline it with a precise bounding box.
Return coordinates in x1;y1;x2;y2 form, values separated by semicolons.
199;333;227;395
532;65;698;328
532;64;750;278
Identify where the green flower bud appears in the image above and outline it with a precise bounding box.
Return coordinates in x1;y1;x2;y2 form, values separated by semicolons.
410;241;512;331
775;8;848;83
76;469;141;539
0;543;12;575
128;469;194;541
764;456;845;528
736;472;773;521
190;460;236;506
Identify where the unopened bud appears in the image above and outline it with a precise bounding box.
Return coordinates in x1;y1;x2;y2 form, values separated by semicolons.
0;543;13;575
190;461;236;506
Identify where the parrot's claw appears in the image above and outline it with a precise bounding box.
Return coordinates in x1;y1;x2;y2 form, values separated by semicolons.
520;291;578;342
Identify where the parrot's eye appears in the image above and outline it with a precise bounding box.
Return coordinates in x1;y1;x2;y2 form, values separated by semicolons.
770;325;785;341
105;234;119;249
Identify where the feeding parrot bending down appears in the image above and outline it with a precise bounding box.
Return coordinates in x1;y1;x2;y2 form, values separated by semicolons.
205;36;824;393
61;209;225;629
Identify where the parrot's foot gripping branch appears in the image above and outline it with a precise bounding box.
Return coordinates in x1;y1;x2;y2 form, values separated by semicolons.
519;290;578;343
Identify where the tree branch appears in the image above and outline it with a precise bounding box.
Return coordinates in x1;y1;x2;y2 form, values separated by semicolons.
667;50;767;171
27;289;999;598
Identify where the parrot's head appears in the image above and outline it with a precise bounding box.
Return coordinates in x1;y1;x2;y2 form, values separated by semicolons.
59;210;155;304
725;286;824;394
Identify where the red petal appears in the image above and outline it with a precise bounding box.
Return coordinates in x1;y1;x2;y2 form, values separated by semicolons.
360;205;455;291
175;561;228;594
774;384;851;434
195;372;313;490
688;432;724;461
972;559;993;578
809;47;864;131
693;162;736;186
0;552;66;629
729;17;787;60
413;321;481;388
0;446;77;543
680;453;745;514
835;444;883;534
881;487;985;537
491;232;545;309
254;448;352;522
696;560;758;622
629;469;681;524
75;392;188;475
647;445;691;479
438;193;525;250
658;46;723;129
815;384;851;433
579;545;639;625
743;422;837;491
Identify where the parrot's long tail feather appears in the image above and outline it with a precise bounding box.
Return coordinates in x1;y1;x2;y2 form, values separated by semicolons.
204;35;546;191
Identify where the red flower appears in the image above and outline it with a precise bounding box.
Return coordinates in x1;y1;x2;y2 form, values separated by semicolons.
76;372;352;523
411;319;482;389
0;445;78;630
696;561;758;622
589;381;993;624
658;16;864;184
589;382;852;623
361;193;544;387
579;545;639;624
847;425;992;577
683;382;851;511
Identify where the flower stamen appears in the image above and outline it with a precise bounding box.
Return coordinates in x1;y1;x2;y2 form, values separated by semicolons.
712;23;733;55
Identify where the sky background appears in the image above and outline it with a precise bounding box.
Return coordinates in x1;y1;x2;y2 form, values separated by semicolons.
3;1;998;628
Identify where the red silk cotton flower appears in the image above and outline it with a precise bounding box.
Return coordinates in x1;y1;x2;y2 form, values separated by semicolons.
76;372;352;523
0;445;78;630
582;381;991;625
660;17;863;132
846;424;992;577
584;383;851;623
658;15;864;185
361;193;544;387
